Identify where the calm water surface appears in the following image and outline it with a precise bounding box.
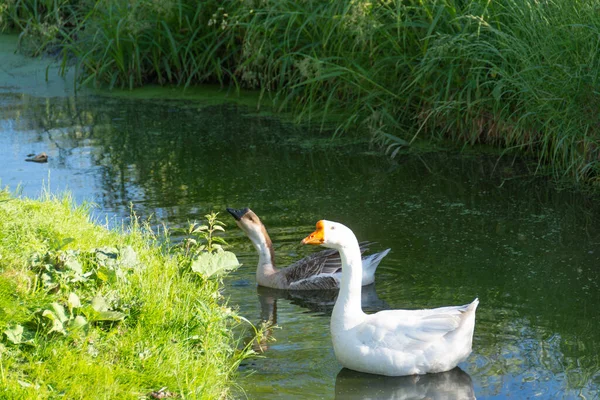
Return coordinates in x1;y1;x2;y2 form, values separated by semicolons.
1;92;599;399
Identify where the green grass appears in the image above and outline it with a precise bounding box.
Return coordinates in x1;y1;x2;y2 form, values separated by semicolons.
3;0;600;184
0;188;253;399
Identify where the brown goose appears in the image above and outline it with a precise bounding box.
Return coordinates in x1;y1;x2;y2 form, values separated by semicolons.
226;207;390;290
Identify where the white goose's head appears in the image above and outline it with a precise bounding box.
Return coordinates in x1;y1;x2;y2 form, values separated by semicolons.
301;220;356;250
226;207;269;245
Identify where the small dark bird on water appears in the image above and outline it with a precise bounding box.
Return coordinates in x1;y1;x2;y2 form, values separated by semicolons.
25;152;48;163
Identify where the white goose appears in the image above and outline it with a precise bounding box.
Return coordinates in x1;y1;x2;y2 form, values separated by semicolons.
302;220;478;376
227;208;390;290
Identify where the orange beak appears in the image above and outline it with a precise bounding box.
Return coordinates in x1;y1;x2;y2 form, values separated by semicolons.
301;220;326;245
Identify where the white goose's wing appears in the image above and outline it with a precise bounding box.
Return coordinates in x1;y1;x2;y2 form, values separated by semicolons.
358;305;468;351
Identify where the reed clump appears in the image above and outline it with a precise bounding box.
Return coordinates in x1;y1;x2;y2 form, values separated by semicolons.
4;0;600;183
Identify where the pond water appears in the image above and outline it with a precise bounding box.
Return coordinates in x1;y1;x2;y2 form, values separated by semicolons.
2;67;600;399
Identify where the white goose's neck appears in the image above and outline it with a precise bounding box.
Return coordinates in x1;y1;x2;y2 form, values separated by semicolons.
332;240;365;328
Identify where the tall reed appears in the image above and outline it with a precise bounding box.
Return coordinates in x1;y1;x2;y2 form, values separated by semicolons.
7;0;600;183
1;0;80;55
234;0;600;182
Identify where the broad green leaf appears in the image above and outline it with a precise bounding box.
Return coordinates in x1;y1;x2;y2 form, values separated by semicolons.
192;225;209;233
211;237;227;244
83;296;125;322
51;303;69;323
58;238;75;250
69;316;88;330
119;246;138;268
95;269;109;282
97;266;117;283
68;293;82;310
41;273;54;288
42;310;66;335
95;311;126;322
4;324;24;344
191;251;240;278
91;296;109;312
64;257;83;275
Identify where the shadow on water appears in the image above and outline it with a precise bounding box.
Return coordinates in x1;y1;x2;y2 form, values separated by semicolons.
245;285;389;353
258;284;389;317
335;367;475;400
2;93;600;398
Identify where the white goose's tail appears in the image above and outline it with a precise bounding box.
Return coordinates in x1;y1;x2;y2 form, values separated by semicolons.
456;298;479;361
466;298;479;313
360;248;391;285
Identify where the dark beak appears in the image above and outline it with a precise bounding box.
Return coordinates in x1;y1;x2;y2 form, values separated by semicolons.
226;207;250;221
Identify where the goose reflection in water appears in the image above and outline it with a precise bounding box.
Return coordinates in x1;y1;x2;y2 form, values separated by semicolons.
247;284;389;353
335;367;476;400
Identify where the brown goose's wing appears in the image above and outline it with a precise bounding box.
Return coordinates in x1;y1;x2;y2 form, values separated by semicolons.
280;242;372;286
281;248;340;285
288;274;340;290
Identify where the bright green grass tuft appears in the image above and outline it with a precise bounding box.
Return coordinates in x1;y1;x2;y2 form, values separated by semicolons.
0;188;253;399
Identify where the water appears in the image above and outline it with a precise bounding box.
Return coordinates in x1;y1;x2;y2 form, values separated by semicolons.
1;85;600;399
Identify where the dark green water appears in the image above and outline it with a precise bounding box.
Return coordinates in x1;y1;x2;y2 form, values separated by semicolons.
1;93;599;399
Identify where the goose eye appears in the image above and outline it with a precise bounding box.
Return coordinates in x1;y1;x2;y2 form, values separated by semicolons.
330;226;335;230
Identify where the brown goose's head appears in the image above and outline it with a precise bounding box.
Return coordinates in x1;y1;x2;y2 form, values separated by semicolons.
226;207;270;247
226;207;250;221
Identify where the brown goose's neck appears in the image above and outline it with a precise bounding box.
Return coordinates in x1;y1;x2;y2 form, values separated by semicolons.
252;224;281;287
258;224;276;268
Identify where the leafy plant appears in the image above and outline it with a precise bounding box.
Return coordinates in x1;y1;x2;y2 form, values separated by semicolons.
31;246;139;295
8;246;134;344
80;294;126;323
40;294;87;336
0;189;253;398
182;212;228;256
190;251;240;279
5;290;126;346
176;212;240;278
4;323;35;345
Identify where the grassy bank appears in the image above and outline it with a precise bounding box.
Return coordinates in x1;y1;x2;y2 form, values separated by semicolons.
0;188;251;399
2;0;600;184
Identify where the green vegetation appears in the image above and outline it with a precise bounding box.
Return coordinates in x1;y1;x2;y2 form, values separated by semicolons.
0;188;252;399
2;0;600;183
177;214;242;279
